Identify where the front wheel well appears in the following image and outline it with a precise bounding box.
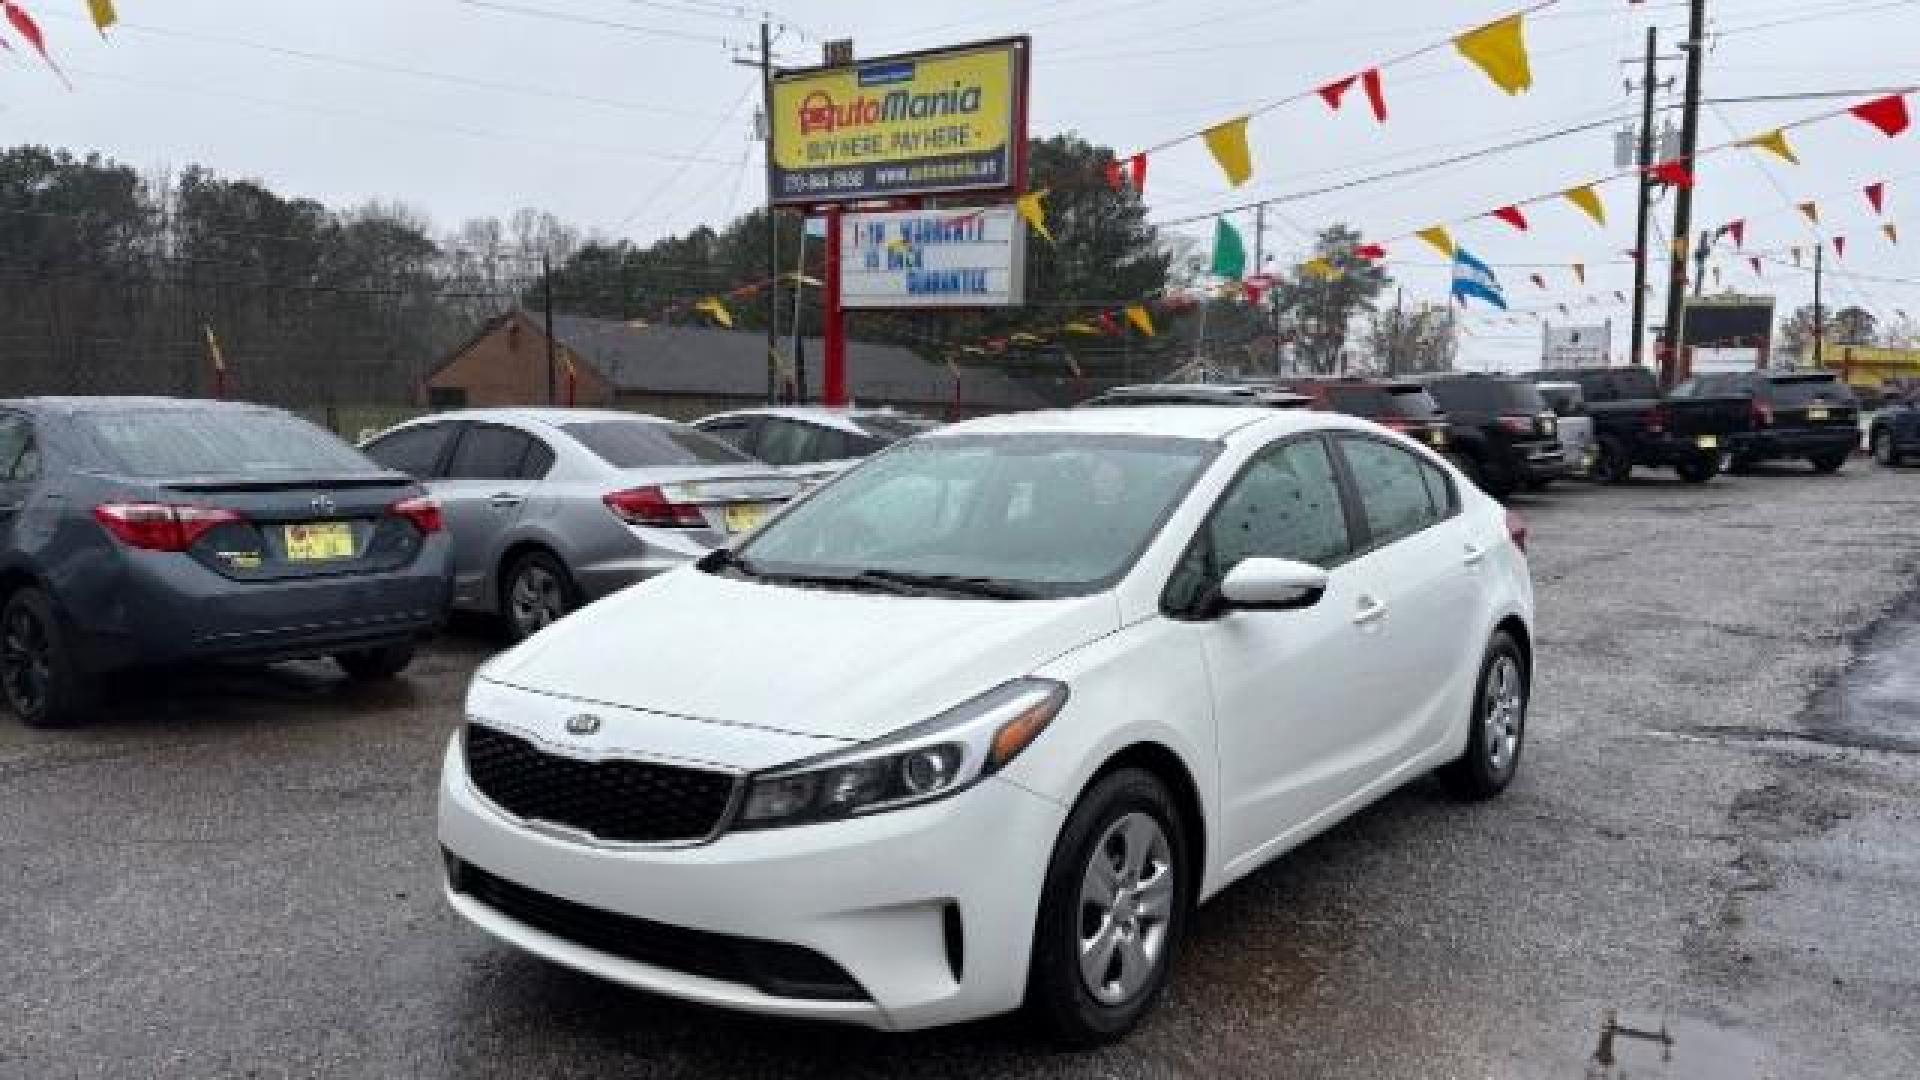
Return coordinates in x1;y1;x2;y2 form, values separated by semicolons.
1495;614;1532;689
495;541;572;606
1086;742;1206;907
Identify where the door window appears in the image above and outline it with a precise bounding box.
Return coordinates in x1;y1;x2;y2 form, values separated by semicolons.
1164;437;1352;615
0;414;32;481
1338;436;1446;548
446;424;537;480
364;423;455;478
755;419;827;466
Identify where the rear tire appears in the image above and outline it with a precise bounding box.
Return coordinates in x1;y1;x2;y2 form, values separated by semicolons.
1673;454;1718;484
1438;631;1528;801
334;643;416;681
499;550;576;643
1808;450;1848;475
1;588;93;728
1027;767;1190;1048
1872;430;1903;467
1594;436;1633;484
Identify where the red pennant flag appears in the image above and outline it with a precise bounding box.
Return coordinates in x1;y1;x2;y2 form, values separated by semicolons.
1105;153;1149;194
1749;256;1763;276
1725;219;1746;248
1361;68;1387;123
1318;74;1358;111
1098;310;1120;336
1104;161;1125;191
1355;243;1387;261
3;2;70;89
1530;273;1547;290
1129;153;1148;194
1650;160;1694;188
1492;205;1530;231
1834;235;1847;260
1865;182;1886;215
1851;94;1911;138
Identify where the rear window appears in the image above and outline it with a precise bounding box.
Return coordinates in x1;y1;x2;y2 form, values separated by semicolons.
1767;376;1854;407
853;414;937;442
1426;379;1548;414
79;409;373;478
561;420;750;468
1323;386;1395;417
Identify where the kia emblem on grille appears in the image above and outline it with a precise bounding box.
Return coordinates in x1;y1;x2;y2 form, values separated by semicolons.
565;714;602;736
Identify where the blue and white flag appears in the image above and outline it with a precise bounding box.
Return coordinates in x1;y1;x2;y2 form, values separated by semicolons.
1450;247;1507;310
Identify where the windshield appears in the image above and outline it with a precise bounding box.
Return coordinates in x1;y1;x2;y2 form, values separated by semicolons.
737;432;1217;597
79;408;375;477
562;420;750;467
1768;376;1854;407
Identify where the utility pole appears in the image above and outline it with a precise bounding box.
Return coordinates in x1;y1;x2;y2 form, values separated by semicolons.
1660;0;1707;388
1629;26;1658;368
1812;240;1825;369
542;252;557;406
760;20;780;404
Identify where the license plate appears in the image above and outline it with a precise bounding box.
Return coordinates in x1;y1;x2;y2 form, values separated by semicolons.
723;504;771;534
1808;407;1830;421
1428;429;1448;447
284;521;355;561
1696;435;1719;449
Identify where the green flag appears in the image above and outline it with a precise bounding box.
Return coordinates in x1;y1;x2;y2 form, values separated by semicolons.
1211;217;1246;279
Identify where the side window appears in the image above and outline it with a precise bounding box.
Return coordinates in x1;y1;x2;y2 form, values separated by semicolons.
0;414;33;481
364;423;454;478
755;419;822;467
1164;438;1352;615
699;418;758;453
810;427;854;462
1338;436;1444;548
1418;457;1457;517
520;436;556;480
446;424;536;480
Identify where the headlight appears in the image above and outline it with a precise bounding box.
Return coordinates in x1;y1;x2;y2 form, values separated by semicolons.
733;678;1068;831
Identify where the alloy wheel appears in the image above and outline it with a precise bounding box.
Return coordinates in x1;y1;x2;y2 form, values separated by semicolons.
1484;654;1524;774
509;564;567;635
1077;812;1175;1006
1;606;51;717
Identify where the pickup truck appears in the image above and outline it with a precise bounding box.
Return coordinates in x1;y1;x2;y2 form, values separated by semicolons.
1419;374;1565;499
1519;365;1749;484
1673;370;1859;473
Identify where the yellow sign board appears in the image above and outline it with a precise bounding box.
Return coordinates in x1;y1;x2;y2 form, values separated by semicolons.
769;39;1027;205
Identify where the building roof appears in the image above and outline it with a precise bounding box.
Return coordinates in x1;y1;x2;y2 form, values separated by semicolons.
542;313;1049;411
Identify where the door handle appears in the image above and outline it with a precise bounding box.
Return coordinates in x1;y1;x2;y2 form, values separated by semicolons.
1353;596;1389;626
488;493;524;509
1463;543;1487;566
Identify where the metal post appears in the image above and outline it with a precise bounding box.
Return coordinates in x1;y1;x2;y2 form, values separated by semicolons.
1693;228;1712;297
1660;0;1707;388
823;205;848;406
1813;241;1824;369
1630;26;1657;368
542;253;556;406
760;20;780;405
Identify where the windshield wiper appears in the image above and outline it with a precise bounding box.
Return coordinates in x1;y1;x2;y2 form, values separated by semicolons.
848;569;1041;600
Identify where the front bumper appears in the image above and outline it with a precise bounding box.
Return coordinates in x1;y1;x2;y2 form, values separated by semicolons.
438;736;1067;1031
1734;427;1860;459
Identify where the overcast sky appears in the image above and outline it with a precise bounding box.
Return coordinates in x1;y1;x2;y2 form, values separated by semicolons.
8;0;1919;367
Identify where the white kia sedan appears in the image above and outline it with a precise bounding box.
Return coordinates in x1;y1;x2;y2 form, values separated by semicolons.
438;406;1534;1045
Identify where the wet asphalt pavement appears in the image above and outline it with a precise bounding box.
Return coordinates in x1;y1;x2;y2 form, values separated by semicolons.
4;462;1919;1079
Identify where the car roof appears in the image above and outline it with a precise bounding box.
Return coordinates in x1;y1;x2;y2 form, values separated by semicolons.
0;395;290;416
391;407;676;430
1089;384;1312;406
937;406;1341;442
695;406;928;435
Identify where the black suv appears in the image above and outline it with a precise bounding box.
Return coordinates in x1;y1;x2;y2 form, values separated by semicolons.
1420;374;1566;498
1672;371;1859;473
1269;378;1455;457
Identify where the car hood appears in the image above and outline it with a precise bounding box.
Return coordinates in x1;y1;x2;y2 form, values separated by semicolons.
482;567;1121;744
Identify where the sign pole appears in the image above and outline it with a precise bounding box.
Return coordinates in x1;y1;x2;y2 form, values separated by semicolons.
824;205;848;407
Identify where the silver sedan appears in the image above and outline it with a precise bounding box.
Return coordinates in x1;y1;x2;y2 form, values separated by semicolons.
362;409;798;640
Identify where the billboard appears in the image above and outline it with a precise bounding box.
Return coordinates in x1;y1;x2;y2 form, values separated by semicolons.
1682;294;1773;348
769;38;1028;205
1542;323;1610;368
840;206;1026;309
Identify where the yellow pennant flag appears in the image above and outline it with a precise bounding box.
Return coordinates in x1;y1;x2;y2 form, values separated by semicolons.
693;297;733;328
89;0;117;33
1015;189;1054;244
1454;15;1533;96
1125;304;1156;337
1886;222;1900;246
1742;128;1799;165
1564;185;1606;227
1301;257;1341;281
1416;226;1455;258
1202;116;1253;187
1572;262;1586;285
1798;201;1819;225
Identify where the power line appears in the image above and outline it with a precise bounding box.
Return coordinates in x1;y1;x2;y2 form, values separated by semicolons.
454;0;750;47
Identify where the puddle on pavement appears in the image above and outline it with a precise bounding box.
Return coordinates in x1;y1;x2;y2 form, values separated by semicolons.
1578;1008;1770;1079
1819;607;1920;754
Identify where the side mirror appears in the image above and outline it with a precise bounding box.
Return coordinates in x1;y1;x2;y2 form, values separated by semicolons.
1218;557;1329;611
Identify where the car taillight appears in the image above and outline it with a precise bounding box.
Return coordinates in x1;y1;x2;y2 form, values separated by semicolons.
1752;401;1774;427
1506;508;1529;554
1498;414;1535;435
390;495;443;534
604;486;706;528
93;502;243;552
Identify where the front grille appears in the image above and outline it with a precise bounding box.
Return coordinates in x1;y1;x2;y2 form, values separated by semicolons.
464;723;737;845
451;860;866;1001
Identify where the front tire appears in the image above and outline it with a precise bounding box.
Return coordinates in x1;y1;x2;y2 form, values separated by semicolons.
1808;450;1848;474
1438;631;1528;801
1;588;93;728
1027;768;1189;1048
334;643;416;681
1594;436;1633;484
1673;453;1718;484
499;550;576;643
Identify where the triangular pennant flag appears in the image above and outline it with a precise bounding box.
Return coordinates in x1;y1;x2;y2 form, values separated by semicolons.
1749;256;1762;276
1104;161;1125;191
1865;182;1886;215
1361;68;1387;123
1564;185;1606;227
1798;201;1819;225
1355;243;1386;261
1124;304;1155;337
1572;263;1586;285
1834;236;1847;260
1015;189;1054;244
1202;117;1253;187
1530;273;1547;290
1742;128;1799;165
1851;94;1911;138
88;0;116;34
1725;219;1746;248
4;2;71;88
1650;160;1694;189
693;297;733;328
1129;153;1148;193
1492;205;1529;231
1318;74;1357;111
1885;221;1900;246
1416;226;1455;257
1301;257;1340;281
1211;217;1247;279
1454;14;1533;96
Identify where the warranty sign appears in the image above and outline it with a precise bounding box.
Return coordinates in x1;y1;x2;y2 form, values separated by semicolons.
769;38;1028;205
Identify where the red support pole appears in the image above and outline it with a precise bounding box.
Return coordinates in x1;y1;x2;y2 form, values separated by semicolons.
823;205;848;407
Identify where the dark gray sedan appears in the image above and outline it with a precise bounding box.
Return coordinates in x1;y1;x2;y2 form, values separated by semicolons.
0;397;453;727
